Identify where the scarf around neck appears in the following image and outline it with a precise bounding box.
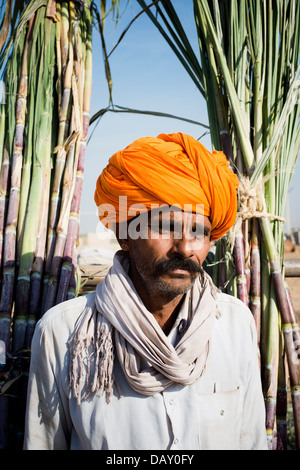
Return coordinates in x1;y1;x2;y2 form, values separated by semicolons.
69;252;219;404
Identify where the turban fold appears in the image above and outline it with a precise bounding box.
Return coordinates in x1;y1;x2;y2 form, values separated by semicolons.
94;132;239;240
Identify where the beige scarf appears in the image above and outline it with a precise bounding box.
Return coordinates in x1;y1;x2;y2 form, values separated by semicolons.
69;252;219;404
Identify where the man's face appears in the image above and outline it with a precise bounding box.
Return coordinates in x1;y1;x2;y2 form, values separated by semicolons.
125;207;212;299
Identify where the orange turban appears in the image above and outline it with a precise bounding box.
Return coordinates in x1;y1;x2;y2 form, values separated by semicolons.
94;132;239;241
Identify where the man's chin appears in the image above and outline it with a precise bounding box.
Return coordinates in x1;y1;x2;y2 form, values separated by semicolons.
155;274;196;296
167;272;193;279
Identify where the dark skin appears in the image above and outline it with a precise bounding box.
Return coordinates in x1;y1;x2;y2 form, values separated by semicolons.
119;209;212;334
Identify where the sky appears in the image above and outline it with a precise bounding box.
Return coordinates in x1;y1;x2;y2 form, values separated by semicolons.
80;0;300;236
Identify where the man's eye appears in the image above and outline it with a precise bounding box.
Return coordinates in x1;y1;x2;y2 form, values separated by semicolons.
190;232;205;240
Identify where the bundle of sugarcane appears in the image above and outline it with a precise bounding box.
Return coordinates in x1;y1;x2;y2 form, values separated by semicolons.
0;0;92;448
137;0;300;449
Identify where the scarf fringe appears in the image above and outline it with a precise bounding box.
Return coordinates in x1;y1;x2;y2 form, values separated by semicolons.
69;309;117;404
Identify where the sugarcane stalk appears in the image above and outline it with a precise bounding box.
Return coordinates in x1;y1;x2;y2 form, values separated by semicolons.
187;0;300;446
198;0;300;409
232;0;250;133
276;330;288;450
25;157;51;347
12;14;55;352
61;1;70;72
0;104;5;173
285;283;300;359
0;140;10;278
217;239;226;292
46;0;57;21
16;11;39;264
193;2;220;148
43;1;73;294
43;0;89;312
260;216;300;447
212;238;219;287
196;0;255;169
243;220;251;298
265;288;280;449
43;132;78;312
55;138;85;304
233;225;248;305
225;251;237;298
246;0;265;165
56;2;92;303
0;19;30;450
45;1;73;265
194;0;234;157
250;218;261;342
67;243;78;300
0;0;94;449
0;19;32;352
0;395;8;449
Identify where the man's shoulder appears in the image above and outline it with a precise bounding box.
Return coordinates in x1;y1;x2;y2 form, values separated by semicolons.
35;292;96;338
216;291;251;310
215;292;255;327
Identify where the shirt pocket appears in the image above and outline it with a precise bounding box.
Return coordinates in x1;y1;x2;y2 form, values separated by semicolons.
195;379;241;450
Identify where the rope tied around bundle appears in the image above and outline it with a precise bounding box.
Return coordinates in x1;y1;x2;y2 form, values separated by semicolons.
225;175;285;253
236;175;285;225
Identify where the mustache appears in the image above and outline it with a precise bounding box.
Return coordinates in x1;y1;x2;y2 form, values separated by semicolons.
154;257;203;275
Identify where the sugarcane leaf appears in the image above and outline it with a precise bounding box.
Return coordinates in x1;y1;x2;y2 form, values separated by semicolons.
156;0;204;85
0;0;48;71
0;0;13;53
195;0;255;169
92;3;113;104
100;0;106;24
136;0;205;96
0;372;22;395
88;104;210;145
250;74;300;184
107;0;161;59
90;103;210;128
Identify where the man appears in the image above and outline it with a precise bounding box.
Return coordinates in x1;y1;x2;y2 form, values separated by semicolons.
24;132;267;450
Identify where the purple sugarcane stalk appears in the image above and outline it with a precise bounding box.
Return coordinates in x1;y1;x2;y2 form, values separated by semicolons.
250;219;261;342
56;142;85;304
233;229;248;306
0;143;10;277
25;169;51;346
0;15;35;351
218;240;226;292
271;263;300;449
285;284;300;360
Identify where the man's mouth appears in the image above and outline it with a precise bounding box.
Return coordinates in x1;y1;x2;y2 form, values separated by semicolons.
168;268;191;275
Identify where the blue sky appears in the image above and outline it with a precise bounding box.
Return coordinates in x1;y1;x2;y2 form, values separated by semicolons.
81;1;300;235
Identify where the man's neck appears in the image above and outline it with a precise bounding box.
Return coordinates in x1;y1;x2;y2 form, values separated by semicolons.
131;274;184;334
153;294;184;335
151;296;185;334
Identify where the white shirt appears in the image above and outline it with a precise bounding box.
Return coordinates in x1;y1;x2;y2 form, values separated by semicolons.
23;290;267;450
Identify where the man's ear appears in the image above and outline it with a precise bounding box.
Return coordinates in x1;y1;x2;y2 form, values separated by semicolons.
119;240;129;251
115;220;132;251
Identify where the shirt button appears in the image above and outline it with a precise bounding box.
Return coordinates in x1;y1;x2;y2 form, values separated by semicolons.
169;399;174;405
174;438;179;444
178;319;187;334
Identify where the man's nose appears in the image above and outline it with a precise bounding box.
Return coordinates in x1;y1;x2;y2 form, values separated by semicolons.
170;233;195;258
